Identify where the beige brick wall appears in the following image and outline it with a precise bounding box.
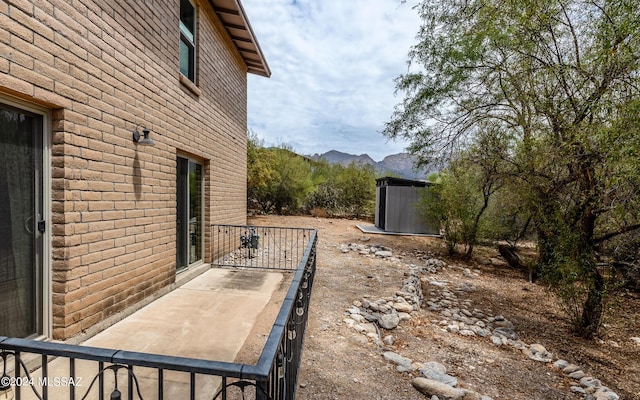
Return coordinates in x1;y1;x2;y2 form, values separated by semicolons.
1;0;250;339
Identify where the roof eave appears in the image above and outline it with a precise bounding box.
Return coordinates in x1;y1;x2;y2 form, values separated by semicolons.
208;0;271;78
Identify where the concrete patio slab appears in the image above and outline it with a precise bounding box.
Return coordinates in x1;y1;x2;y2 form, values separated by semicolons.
14;268;284;400
356;224;442;237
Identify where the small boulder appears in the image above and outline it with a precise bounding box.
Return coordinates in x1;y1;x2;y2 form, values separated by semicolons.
563;364;581;373
412;377;465;400
493;327;519;340
553;360;569;369
580;377;602;389
420;369;458;387
568;370;586;380
379;313;400;330
393;302;414;313
594;388;620;400
384;351;413;369
422;361;447;374
528;343;552;363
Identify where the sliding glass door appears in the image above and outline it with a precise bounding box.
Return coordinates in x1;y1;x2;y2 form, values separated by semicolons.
176;156;203;270
0;102;44;338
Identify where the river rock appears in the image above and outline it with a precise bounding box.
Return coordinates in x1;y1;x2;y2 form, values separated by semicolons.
528;343;552;362
529;343;546;354
350;313;365;323
553;359;569;369
394;302;414;313
580;377;601;389
412;377;465;399
491;335;503;346
493;319;514;329
493;327;519;340
384;351;413;369
593;388;620;400
475;328;492;337
379;313;400;330
340;243;616;400
354;322;377;335
568;370;586;379
563;364;581;373
343;318;355;328
398;313;411;322
420;368;459;387
423;361;447;374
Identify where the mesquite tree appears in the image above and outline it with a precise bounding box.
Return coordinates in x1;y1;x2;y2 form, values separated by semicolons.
386;0;640;337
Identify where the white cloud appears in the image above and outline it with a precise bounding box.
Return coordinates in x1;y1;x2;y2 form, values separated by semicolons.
243;0;421;161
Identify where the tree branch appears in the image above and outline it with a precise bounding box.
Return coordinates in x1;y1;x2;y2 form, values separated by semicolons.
593;223;640;244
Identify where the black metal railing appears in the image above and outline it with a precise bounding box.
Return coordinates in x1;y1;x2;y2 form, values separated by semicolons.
0;226;317;400
211;225;314;271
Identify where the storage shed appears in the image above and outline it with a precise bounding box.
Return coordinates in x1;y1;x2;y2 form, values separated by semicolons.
375;177;440;235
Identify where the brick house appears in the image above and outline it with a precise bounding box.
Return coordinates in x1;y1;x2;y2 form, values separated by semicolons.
0;0;269;340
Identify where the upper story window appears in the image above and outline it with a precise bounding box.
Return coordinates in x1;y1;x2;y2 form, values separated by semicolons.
180;0;196;83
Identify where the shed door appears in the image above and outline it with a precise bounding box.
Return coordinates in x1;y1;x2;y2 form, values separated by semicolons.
378;187;386;230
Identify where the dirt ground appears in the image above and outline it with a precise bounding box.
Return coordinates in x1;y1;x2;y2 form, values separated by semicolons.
246;215;640;400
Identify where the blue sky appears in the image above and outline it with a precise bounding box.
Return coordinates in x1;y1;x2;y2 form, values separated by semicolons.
241;0;421;161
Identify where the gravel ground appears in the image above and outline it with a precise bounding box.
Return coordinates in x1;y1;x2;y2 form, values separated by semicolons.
245;215;640;400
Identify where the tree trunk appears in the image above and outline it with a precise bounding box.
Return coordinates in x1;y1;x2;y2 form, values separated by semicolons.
498;244;525;269
498;244;538;282
579;268;604;338
464;243;474;260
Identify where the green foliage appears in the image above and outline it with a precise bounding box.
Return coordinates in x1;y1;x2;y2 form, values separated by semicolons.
387;0;640;337
482;183;533;248
305;161;377;217
247;132;278;212
421;153;498;258
247;135;377;217
268;146;313;214
305;182;342;212
426;172;442;184
335;162;377;217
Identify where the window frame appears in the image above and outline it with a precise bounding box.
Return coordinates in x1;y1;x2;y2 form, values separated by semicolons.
179;0;197;83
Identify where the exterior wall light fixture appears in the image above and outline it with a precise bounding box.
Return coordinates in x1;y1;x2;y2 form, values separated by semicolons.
132;125;155;146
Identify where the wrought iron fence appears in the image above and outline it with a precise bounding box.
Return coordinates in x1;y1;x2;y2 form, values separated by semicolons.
211;225;314;271
0;227;317;400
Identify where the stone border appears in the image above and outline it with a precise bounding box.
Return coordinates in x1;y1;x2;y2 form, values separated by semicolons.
339;242;622;400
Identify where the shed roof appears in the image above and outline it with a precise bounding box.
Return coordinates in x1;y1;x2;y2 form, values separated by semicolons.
209;0;271;77
376;176;431;188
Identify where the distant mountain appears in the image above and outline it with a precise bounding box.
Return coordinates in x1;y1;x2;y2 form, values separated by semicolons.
377;153;429;180
311;150;377;167
310;151;431;180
